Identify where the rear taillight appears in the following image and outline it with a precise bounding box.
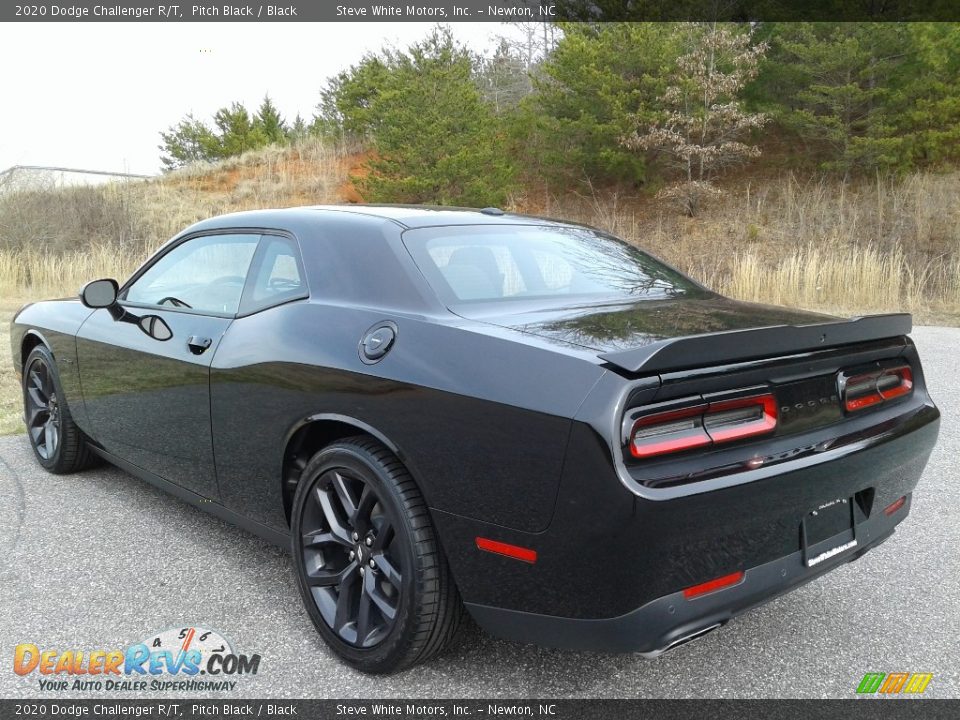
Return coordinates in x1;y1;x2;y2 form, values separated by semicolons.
842;365;913;413
703;395;778;443
629;394;777;459
629;405;710;459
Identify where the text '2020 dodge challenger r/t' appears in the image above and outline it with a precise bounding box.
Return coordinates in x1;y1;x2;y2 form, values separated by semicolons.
11;206;939;673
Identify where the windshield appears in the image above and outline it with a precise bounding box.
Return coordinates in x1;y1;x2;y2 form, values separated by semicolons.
401;224;705;308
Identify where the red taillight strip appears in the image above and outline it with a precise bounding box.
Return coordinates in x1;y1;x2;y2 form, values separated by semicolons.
683;570;745;599
845;390;884;411
475;537;537;564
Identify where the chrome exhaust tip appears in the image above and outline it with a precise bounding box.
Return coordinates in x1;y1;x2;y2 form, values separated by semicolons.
639;622;723;659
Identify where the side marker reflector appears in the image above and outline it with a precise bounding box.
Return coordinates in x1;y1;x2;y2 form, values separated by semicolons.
884;496;906;516
475;537;537;564
683;570;744;599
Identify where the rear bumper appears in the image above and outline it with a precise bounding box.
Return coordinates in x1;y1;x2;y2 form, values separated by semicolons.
466;496;905;654
435;400;938;652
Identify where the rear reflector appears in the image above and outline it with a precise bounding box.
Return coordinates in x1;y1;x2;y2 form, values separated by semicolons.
683;570;745;599
884;496;906;516
475;537;537;564
630;394;777;459
842;365;913;412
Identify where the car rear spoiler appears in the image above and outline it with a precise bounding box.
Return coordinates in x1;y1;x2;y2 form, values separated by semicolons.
598;313;912;374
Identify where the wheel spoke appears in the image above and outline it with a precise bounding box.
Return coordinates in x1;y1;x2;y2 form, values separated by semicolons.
330;471;358;520
314;486;352;545
366;579;398;621
351;485;376;529
371;519;394;551
306;560;357;587
302;529;350;549
26;404;48;429
333;565;361;633
29;362;47;397
27;385;47;410
371;552;401;588
356;581;373;646
37;363;51;395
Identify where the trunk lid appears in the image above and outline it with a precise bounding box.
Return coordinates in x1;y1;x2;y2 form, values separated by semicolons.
458;295;909;373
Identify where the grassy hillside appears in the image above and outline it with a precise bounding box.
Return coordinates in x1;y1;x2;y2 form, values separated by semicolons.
1;139;958;434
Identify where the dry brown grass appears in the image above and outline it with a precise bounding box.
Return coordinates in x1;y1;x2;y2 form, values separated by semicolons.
553;170;960;323
1;144;959;436
0;297;26;435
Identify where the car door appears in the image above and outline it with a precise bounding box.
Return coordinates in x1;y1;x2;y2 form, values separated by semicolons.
75;231;261;498
208;233;310;525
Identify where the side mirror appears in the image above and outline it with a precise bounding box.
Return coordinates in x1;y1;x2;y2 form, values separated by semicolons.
138;315;172;341
80;278;119;309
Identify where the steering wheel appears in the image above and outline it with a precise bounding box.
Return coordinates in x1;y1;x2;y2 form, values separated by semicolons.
157;296;192;308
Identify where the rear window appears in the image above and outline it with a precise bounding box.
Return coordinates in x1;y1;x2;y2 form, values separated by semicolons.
401;224;702;306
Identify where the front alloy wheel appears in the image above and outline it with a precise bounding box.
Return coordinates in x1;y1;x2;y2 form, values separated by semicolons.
291;437;462;673
25;356;60;461
22;344;97;474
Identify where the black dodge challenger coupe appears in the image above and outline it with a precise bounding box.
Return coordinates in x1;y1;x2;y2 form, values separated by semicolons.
11;205;939;673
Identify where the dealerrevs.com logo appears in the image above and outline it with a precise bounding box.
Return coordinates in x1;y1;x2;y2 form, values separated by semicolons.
13;626;261;693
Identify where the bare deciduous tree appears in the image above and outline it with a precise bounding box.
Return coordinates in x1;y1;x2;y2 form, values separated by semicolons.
623;23;769;215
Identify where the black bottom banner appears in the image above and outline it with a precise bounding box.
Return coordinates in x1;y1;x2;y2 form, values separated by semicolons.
1;699;957;720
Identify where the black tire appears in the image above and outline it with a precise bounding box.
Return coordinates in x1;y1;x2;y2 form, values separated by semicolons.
23;344;98;474
291;437;463;673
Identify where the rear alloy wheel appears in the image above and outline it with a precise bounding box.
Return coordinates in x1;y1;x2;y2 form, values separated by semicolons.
291;437;462;673
23;344;98;473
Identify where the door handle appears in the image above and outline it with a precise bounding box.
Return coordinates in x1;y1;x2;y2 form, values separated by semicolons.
187;335;213;355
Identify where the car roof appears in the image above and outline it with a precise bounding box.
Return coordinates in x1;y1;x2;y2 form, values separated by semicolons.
186;204;583;233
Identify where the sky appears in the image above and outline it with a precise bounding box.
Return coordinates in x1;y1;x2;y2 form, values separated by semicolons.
0;22;505;176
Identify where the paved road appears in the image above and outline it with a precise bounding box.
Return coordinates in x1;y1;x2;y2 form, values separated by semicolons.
0;327;957;699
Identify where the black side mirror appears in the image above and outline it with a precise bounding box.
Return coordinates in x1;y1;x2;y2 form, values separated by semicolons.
138;315;173;341
80;278;119;309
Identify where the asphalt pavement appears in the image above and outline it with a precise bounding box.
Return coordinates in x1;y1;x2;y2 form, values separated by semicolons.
0;326;957;699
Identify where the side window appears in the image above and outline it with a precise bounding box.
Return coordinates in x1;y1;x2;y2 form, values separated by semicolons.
240;235;307;314
124;233;259;315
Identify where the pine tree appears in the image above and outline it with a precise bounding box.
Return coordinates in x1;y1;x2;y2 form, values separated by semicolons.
254;95;288;144
158;114;220;170
322;26;516;206
756;23;918;173
288;113;309;142
522;22;679;189
213;103;268;156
